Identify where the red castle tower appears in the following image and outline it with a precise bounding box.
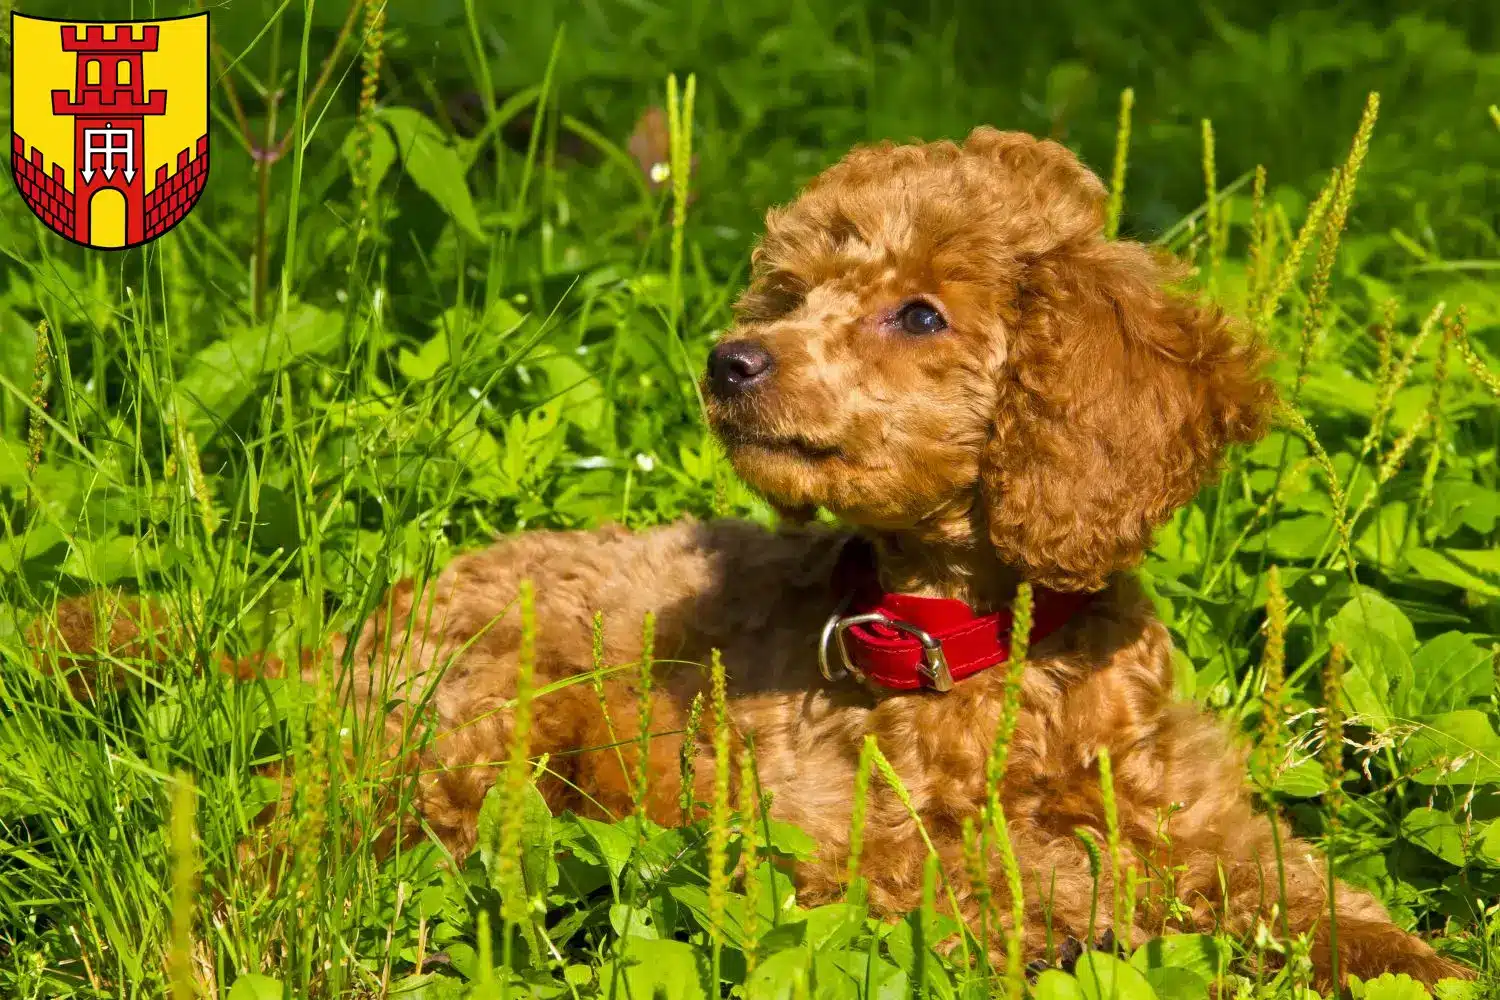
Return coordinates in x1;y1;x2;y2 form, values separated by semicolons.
49;24;167;246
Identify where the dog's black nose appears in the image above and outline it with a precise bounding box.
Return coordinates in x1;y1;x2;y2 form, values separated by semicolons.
707;340;774;397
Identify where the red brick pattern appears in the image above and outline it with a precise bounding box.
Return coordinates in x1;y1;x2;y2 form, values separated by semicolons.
11;134;75;237
144;134;209;239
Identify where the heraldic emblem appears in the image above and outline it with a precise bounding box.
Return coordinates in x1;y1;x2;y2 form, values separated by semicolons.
10;12;209;250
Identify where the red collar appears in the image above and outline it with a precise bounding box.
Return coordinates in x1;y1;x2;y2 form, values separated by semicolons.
819;538;1095;693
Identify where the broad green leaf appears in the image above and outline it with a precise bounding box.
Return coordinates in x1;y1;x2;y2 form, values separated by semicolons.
397;331;450;381
1141;967;1210;1000
800;902;865;951
1033;970;1086;1000
826;951;909;1000
1156;505;1208;565
1330;590;1416;725
1075;950;1159;1000
0;435;31;490
810;951;878;1000
1480;819;1500;866
667;885;756;950
226;974;285;1000
1129;933;1229;979
745;948;811;1000
1434;978;1482;1000
534;354;607;434
383;972;467;999
1408;632;1495;714
609;902;659;939
1272;757;1332;798
455;419;511;502
1426;480;1500;538
0;309;37;424
762;817;820;860
1348;972;1433;1000
61;533;150;585
476;782;555;897
1255;514;1329;560
1299;368;1379;417
573;814;639;882
1355;501;1409;571
1;520;66;575
1406;711;1500;786
756;920;807;953
882;910;963;996
442;942;478;981
378;107;486;241
1342;648;1408;727
1330;588;1417;650
518;785;556;895
177;304;342;439
598;937;708;1000
1170;647;1195;701
1399;807;1469;866
1406;549;1500;599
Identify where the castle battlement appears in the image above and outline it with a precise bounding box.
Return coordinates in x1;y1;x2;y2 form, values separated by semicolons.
61;24;160;52
52;88;167;116
152;135;210;188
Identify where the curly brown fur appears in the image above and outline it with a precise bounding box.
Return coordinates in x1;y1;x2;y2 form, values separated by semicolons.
31;128;1467;987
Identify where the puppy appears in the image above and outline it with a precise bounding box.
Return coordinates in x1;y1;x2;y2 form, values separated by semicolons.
36;128;1466;986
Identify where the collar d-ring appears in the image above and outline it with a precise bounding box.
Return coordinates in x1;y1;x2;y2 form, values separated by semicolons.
818;607;955;692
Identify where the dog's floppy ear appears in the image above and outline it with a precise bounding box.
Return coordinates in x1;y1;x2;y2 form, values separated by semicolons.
980;240;1274;592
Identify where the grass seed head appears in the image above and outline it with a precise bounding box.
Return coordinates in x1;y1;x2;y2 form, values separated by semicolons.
25;320;52;477
1260;565;1289;760
1296;93;1380;392
847;734;875;886
1104;87;1134;240
707;649;732;952
633;611;657;826
1257;168;1337;332
1201;118;1221;283
1098;747;1125;945
679;691;704;824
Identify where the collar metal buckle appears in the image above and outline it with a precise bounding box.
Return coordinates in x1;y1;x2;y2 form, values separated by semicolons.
817;607;955;692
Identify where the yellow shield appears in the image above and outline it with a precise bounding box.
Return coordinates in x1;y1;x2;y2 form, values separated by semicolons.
10;12;209;250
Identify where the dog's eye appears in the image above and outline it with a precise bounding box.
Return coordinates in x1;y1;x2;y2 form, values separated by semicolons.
897;301;948;335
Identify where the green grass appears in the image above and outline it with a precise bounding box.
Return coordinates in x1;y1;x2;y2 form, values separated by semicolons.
2;1;1500;997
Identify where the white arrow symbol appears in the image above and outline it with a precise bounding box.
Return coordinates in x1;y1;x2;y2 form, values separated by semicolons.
81;166;95;183
123;168;136;182
103;164;115;180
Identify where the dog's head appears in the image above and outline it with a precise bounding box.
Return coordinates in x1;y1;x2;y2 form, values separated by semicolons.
705;128;1274;592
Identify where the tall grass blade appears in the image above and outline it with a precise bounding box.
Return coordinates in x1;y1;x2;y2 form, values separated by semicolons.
666;72;698;329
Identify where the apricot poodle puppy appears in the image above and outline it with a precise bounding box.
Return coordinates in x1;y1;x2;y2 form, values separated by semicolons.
40;128;1466;986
